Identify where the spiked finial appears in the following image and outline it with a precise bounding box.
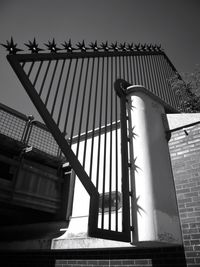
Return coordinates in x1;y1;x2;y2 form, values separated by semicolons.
147;44;153;51
76;40;87;52
24;38;43;53
1;37;23;54
127;43;134;51
62;39;74;52
44;39;61;53
156;44;162;51
119;42;127;51
134;43;141;51
141;44;147;51
89;41;99;51
101;41;109;51
111;42;119;51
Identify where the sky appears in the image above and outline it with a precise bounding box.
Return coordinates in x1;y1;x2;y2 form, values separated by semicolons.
0;0;200;121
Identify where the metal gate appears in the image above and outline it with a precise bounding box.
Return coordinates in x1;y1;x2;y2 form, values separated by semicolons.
3;39;179;242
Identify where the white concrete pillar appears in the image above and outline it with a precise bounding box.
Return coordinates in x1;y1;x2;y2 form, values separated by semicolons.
127;85;182;245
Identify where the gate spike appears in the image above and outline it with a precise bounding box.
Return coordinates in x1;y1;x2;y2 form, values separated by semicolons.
127;43;134;51
89;41;99;51
111;42;119;51
44;38;61;53
134;43;141;51
141;44;145;50
119;42;127;51
157;44;162;51
24;38;43;53
100;41;109;51
76;40;87;51
147;44;152;51
1;37;23;54
62;39;74;52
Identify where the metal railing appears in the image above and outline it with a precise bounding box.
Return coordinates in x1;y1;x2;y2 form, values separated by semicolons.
0;103;61;157
3;39;179;242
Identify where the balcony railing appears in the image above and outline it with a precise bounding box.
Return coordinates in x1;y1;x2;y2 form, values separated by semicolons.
0;103;62;158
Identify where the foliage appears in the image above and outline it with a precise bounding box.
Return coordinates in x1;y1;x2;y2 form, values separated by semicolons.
169;65;200;112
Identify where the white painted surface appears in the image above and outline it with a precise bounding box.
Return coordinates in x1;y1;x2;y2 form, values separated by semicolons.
128;86;182;244
167;113;200;129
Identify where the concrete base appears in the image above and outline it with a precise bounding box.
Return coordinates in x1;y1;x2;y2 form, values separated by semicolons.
51;234;132;249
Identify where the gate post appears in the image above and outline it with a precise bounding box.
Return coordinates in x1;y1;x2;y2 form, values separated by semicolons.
127;85;182;246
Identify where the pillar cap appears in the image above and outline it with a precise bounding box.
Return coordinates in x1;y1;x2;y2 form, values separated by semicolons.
127;85;178;114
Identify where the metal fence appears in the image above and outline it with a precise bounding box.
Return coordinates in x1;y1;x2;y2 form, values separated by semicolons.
4;39;179;242
0;103;60;157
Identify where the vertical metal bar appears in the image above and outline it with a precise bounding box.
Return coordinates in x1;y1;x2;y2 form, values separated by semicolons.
127;96;138;243
135;56;140;85
129;56;134;84
27;62;34;78
120;94;130;236
166;56;179;109
114;80;130;238
75;58;90;156
26;122;33;145
126;56;130;82
165;55;178;108
145;55;154;92
142;55;150;90
89;57;100;180
101;56;109;229
140;55;148;89
57;59;72;127
154;55;165;100
69;58;84;146
122;56;126;79
21;62;26;69
96;57;104;191
63;59;78;136
115;56;119;231
33;61;43;87
109;56;113;230
82;57;95;168
39;60;51;96
137;56;144;85
132;56;137;85
45;60;59;106
51;59;66;117
163;56;177;108
119;56;122;78
158;55;170;104
22;115;35;145
150;55;160;96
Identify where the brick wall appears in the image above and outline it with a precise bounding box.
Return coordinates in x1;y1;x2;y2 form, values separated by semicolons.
0;246;186;267
169;122;200;267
